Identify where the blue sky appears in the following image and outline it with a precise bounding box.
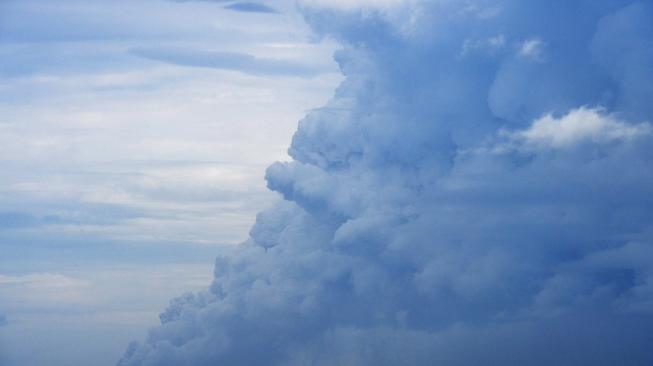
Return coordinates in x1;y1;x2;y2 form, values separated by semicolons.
0;1;340;365
4;1;653;366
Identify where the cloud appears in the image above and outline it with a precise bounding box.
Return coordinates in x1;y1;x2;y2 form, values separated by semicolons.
518;38;545;61
503;106;651;149
129;47;322;77
169;0;277;13
0;273;92;310
0;212;42;229
0;2;341;365
298;0;406;10
0;265;215;366
224;2;277;13
169;0;231;2
119;1;653;365
0;314;7;327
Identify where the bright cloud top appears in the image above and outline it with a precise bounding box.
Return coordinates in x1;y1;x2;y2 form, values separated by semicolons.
507;107;651;149
119;1;653;365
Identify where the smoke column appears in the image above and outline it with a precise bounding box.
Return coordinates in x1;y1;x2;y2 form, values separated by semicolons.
120;1;653;365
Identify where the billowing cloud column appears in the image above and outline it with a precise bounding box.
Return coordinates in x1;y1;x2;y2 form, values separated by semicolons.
119;1;653;365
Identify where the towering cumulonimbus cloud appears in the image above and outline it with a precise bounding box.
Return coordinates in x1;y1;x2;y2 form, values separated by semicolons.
119;1;653;365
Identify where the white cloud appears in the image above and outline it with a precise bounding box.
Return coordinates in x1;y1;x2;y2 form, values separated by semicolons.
518;38;545;61
508;107;651;149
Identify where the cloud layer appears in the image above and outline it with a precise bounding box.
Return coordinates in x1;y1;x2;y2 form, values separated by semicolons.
119;1;653;365
129;47;321;77
0;2;341;364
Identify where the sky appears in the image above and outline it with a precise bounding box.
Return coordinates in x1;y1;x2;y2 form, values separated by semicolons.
0;1;341;365
4;0;653;366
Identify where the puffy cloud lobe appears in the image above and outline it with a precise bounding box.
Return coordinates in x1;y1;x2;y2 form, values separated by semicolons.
502;107;651;149
119;1;653;365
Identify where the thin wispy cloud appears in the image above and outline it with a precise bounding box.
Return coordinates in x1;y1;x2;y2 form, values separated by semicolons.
3;0;653;366
168;0;278;13
129;47;322;77
0;1;339;365
225;2;277;13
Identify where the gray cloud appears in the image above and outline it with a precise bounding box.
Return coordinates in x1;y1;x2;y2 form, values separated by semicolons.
168;0;277;13
224;2;277;13
129;46;322;77
168;0;231;2
119;1;653;365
